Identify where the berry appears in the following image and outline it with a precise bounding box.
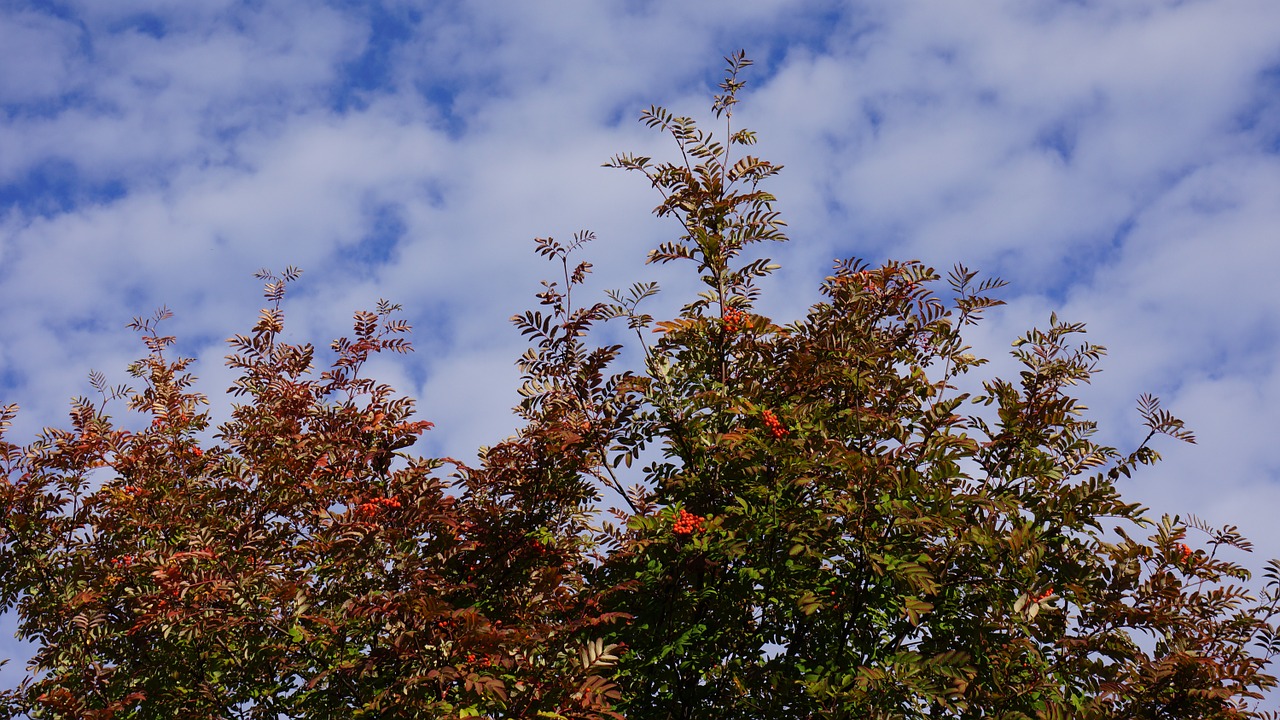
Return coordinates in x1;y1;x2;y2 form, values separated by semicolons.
673;509;706;536
762;410;788;439
723;308;748;334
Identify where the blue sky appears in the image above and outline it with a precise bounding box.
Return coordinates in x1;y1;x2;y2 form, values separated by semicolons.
3;0;1280;703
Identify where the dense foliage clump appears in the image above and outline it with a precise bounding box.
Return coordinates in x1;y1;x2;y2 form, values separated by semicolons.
3;53;1278;719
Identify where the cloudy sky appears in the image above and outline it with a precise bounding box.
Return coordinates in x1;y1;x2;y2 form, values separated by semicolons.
3;0;1280;701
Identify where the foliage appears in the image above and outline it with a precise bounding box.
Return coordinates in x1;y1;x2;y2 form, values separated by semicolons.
594;51;1280;719
0;268;623;719
3;52;1279;719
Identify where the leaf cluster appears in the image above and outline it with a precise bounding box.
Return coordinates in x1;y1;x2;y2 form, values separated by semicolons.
0;269;625;719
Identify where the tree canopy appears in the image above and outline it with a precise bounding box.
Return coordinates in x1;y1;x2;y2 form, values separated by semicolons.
3;53;1278;720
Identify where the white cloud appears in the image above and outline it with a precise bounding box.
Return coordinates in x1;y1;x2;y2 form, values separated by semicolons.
0;10;82;103
0;1;362;185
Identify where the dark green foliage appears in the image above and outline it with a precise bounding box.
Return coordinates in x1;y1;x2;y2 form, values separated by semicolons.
592;52;1280;720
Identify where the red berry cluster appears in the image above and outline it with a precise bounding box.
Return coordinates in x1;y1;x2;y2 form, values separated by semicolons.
109;555;135;568
356;496;402;516
673;509;705;536
1177;543;1193;560
762;410;788;439
1033;586;1053;602
530;539;559;558
723;308;748;334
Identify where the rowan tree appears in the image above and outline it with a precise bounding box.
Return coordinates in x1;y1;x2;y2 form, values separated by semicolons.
2;52;1279;720
590;52;1280;720
0;268;623;719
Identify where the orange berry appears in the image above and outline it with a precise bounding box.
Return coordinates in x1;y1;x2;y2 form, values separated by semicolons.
673;509;706;536
761;410;788;438
723;308;748;333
